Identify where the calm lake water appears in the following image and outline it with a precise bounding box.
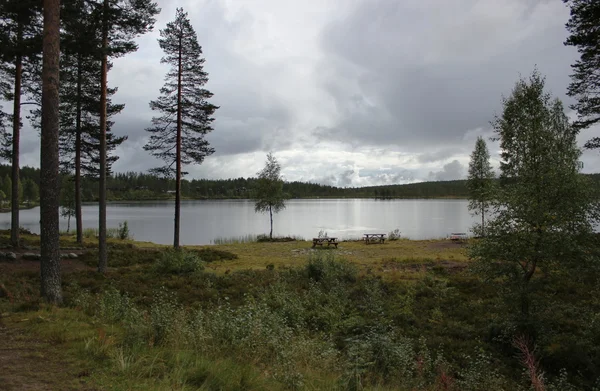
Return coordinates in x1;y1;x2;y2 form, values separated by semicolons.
0;199;476;245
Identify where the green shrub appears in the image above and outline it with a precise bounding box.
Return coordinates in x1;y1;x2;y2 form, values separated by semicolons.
117;221;132;240
153;249;205;275
256;234;304;242
306;251;357;284
388;228;401;240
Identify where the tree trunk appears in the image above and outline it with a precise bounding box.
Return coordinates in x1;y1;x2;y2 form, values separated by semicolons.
97;0;108;273
174;35;182;249
10;23;23;248
269;204;273;240
40;0;62;304
481;204;485;237
75;54;83;244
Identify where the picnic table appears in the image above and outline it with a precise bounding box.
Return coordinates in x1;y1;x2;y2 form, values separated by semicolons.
448;232;467;241
363;233;386;244
312;237;339;248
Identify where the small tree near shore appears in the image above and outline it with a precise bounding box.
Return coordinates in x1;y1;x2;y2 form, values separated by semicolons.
60;176;76;233
467;136;495;237
254;153;287;240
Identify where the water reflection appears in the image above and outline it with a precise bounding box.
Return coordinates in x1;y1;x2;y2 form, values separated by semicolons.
0;199;477;245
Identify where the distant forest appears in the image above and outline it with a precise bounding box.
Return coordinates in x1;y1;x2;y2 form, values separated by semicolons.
2;164;599;201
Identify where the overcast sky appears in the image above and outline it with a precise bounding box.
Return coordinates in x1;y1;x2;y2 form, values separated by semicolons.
15;0;600;187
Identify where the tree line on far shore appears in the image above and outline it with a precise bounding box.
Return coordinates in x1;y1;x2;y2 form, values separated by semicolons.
2;163;600;203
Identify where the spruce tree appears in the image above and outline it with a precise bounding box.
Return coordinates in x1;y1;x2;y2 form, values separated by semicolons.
144;8;218;249
467;136;495;237
564;0;600;145
469;71;600;331
0;0;42;247
2;174;11;202
40;0;62;305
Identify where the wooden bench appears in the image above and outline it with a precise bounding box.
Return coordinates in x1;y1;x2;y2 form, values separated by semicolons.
363;233;386;244
312;237;339;248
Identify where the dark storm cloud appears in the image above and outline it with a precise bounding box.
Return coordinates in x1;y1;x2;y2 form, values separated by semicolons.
8;0;598;185
319;0;576;150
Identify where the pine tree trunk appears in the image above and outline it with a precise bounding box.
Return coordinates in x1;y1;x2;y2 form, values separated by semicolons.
98;0;109;273
269;204;273;240
40;0;62;304
174;35;182;249
75;54;83;244
481;204;485;237
10;23;22;248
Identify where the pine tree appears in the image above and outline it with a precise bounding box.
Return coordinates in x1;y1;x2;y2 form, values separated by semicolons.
467;136;495;237
469;71;600;330
253;153;288;240
40;0;62;305
81;0;159;272
0;0;42;247
57;0;126;244
144;8;218;249
564;0;600;145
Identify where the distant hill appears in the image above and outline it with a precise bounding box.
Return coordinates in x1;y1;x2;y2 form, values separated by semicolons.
0;164;598;201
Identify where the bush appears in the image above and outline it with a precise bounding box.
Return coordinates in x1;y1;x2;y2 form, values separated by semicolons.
117;221;131;240
153;249;205;275
256;234;303;242
306;251;357;285
388;228;401;240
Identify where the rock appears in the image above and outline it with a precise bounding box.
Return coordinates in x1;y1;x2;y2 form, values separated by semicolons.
68;253;78;259
6;252;16;261
22;253;41;261
60;253;68;258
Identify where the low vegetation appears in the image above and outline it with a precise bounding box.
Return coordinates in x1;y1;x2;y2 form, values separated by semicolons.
1;231;599;390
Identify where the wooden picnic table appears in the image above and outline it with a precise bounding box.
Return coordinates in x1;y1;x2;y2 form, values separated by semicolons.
312;237;339;248
363;233;386;244
448;232;467;241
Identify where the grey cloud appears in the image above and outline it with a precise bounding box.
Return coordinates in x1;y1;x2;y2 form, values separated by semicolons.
108;0;295;159
417;147;464;164
428;160;465;181
319;0;576;150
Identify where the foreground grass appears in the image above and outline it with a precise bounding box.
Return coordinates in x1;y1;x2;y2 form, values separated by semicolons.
1;232;598;390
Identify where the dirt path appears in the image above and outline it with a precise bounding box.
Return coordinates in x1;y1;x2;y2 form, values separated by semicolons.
0;316;97;391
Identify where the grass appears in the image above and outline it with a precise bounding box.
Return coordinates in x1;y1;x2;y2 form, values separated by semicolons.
1;231;598;390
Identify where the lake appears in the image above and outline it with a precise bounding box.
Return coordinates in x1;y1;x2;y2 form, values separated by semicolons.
0;199;477;245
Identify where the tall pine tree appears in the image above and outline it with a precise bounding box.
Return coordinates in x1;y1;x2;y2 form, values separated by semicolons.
564;0;600;146
60;0;127;243
144;8;218;249
467;136;495;237
40;0;62;305
83;0;159;272
0;0;42;247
